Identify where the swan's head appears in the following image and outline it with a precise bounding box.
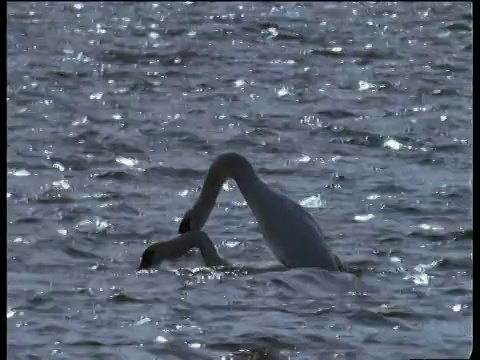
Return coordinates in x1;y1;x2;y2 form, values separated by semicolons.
137;231;210;270
137;246;158;270
178;207;206;234
137;241;175;270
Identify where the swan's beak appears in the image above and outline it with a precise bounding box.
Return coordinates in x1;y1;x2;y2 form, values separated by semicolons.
137;248;154;270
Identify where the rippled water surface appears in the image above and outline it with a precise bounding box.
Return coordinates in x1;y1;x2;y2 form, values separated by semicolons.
7;2;472;359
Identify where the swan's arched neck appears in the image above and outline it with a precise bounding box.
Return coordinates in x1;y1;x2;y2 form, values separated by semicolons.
193;153;263;216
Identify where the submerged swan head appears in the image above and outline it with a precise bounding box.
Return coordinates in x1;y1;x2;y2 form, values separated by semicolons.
178;152;255;234
138;247;156;270
137;231;227;270
138;232;197;270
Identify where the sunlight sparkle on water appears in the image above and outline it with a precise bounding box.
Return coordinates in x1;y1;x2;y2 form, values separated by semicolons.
358;80;374;91
234;79;246;87
300;195;326;208
53;179;70;189
89;92;103;100
7;307;15;318
11;169;31;177
155;335;168;343
277;86;291;97
354;214;375;222
135;317;151;326
384;139;403;150
413;273;429;285
178;189;189;197
116;156;139;167
297;154;311;163
419;223;444;231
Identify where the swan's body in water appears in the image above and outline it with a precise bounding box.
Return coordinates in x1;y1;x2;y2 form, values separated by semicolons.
173;152;342;271
138;232;366;296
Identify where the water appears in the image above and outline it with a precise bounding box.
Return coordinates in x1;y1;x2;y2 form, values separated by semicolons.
7;2;472;359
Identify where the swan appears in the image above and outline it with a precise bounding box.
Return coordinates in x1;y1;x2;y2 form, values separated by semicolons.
138;231;228;270
177;152;342;271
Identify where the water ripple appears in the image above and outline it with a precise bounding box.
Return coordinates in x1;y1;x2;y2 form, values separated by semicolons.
7;2;471;359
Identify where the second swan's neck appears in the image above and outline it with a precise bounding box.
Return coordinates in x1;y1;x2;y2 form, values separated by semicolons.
194;153;262;211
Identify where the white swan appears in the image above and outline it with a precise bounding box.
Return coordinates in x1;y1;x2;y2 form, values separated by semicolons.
138;231;227;270
177;152;341;271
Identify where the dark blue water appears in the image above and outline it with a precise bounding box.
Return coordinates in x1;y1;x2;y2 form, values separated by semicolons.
7;2;472;359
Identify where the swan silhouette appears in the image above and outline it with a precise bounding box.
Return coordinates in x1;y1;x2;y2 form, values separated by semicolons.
173;153;341;271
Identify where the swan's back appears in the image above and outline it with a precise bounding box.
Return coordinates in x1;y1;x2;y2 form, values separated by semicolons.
248;183;338;270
